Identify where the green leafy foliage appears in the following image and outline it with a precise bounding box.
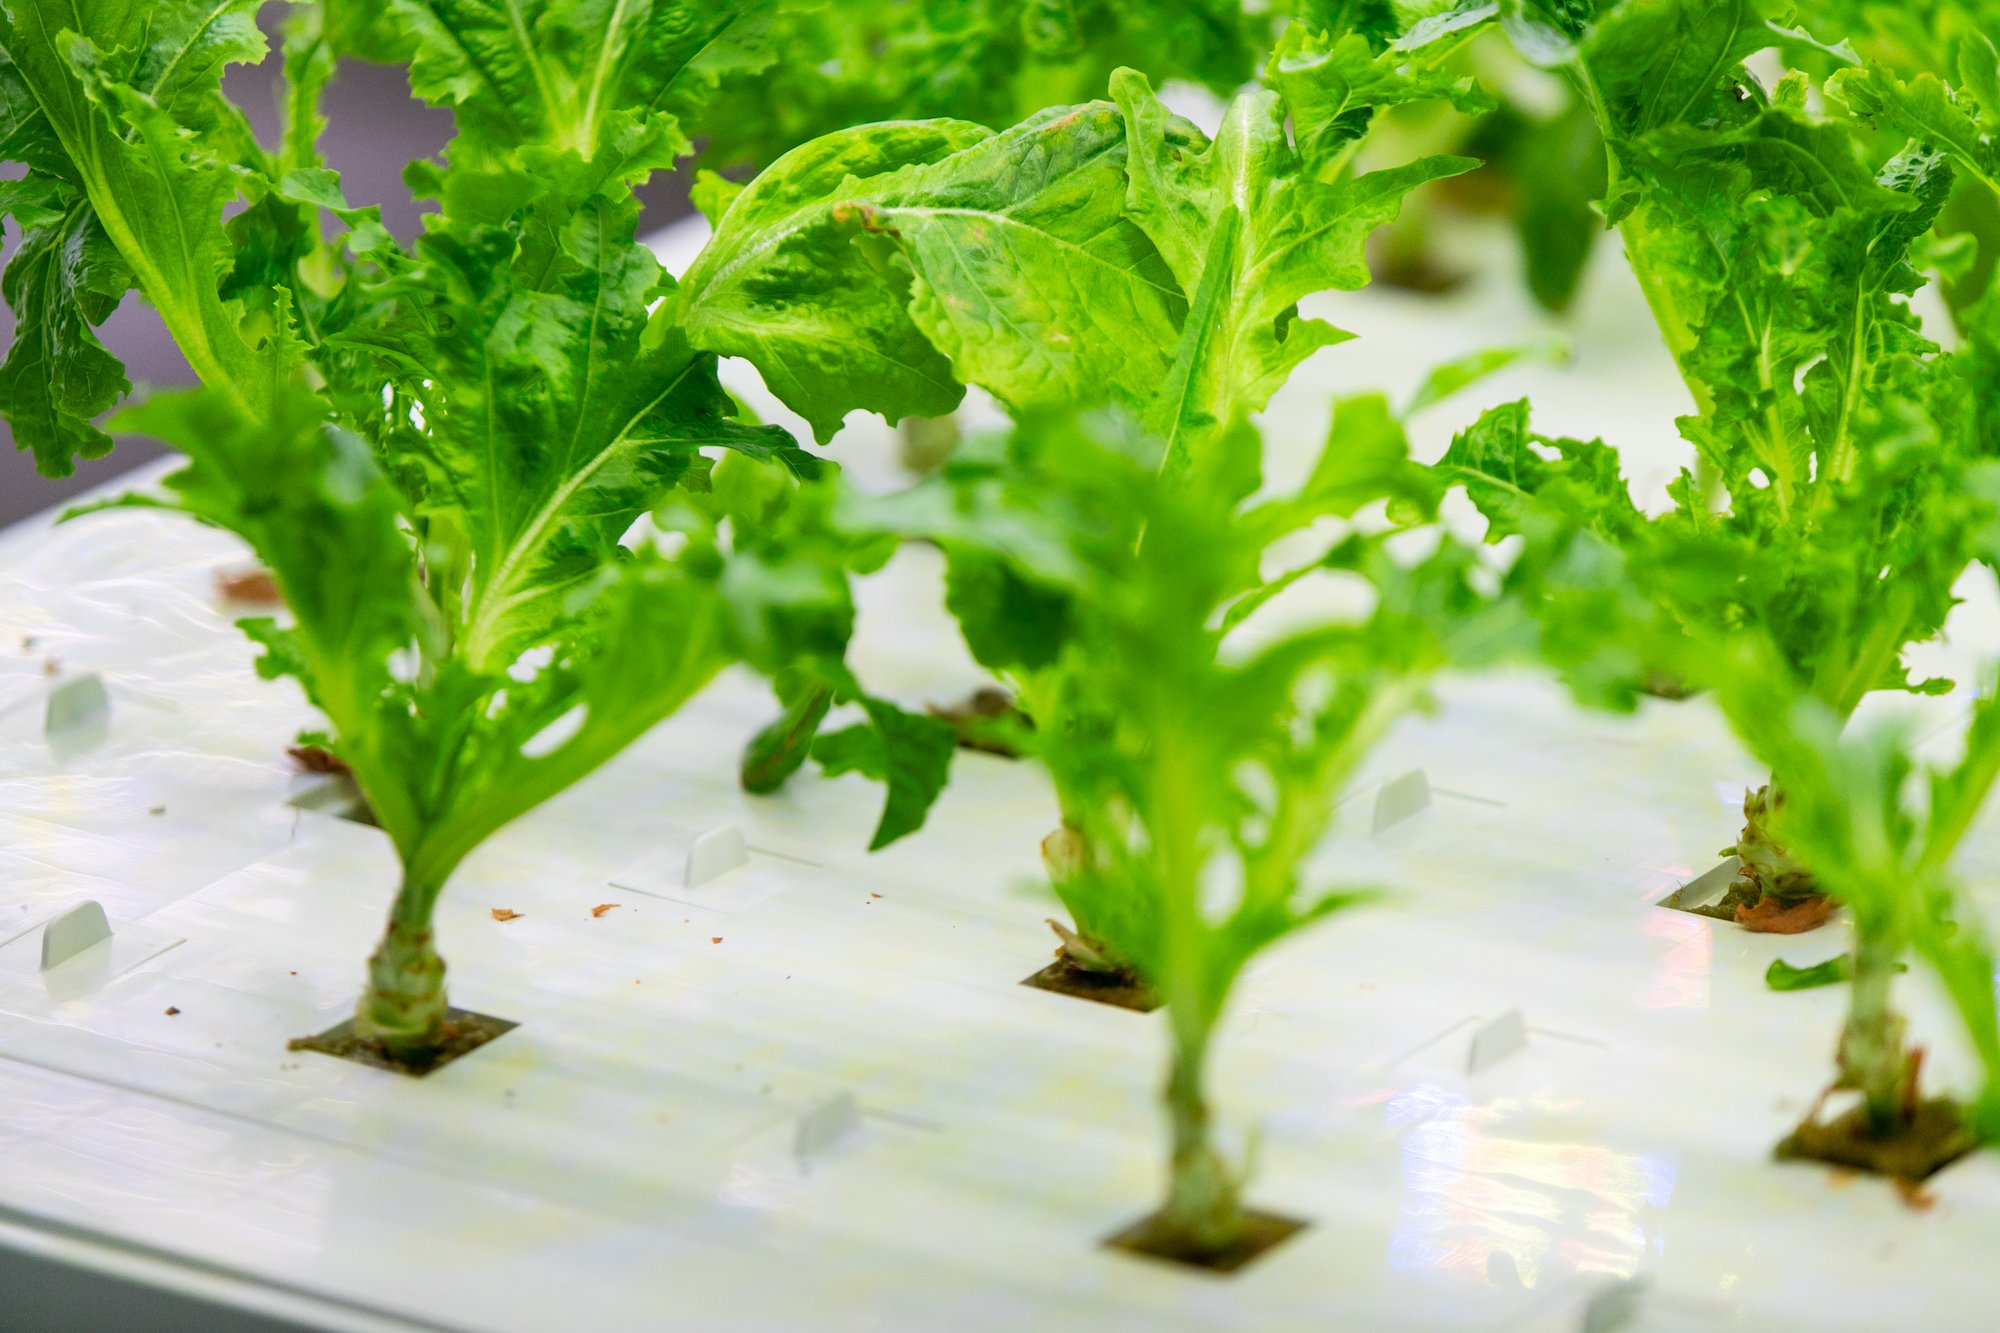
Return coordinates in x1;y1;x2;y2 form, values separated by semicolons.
818;101;1189;421
693;449;949;850
825;21;1482;527
14;1;1398;887
0;0;282;474
716;8;1485;817
1460;1;1990;733
1115;64;1476;471
1450;0;2000;1141
25;2;1434;1049
845;399;1528;1252
0;173;130;473
1794;0;2000;318
113;383;737;895
1502;100;1607;311
377;0;768;179
811;696;958;850
689;0;1281;172
673;116;1001;442
332;187;801;673
1264;7;1496;183
94;375;750;1054
1708;643;2000;1137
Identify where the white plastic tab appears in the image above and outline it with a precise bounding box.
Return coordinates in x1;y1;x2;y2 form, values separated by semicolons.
1659;858;1741;912
40;900;111;971
1372;768;1433;834
1467;1007;1529;1074
44;673;110;759
0;901;184;1000
685;825;749;888
609;829;802;914
794;1091;864;1170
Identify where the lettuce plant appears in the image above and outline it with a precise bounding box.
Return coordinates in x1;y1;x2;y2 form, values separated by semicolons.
1697;630;2000;1173
101;385;753;1060
0;1;826;1059
851;401;1519;1259
1444;0;1988;929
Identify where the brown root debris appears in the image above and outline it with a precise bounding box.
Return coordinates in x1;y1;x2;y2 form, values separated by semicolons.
927;686;1031;758
288;745;352;775
1735;892;1837;934
1776;1098;1975;1190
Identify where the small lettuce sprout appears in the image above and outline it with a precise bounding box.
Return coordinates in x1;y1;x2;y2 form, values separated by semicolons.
1710;640;2000;1173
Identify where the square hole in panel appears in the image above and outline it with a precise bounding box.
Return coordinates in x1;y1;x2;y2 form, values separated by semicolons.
289;1006;517;1077
1020;959;1159;1013
1102;1207;1309;1274
1776;1098;1976;1186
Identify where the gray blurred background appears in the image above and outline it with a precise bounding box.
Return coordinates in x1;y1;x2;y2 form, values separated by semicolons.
0;25;691;527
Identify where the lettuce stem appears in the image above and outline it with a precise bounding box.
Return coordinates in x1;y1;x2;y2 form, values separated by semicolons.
1156;1036;1242;1253
1839;925;1912;1135
356;868;451;1054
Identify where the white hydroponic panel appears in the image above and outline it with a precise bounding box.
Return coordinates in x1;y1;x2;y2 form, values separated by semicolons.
3;216;1999;1332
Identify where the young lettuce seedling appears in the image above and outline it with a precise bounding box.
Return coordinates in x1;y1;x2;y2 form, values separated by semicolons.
1701;631;2000;1178
851;405;1523;1262
1445;0;1988;930
101;385;747;1066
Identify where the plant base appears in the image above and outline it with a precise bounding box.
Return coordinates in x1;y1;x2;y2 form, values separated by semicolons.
290;1006;517;1077
1020;958;1159;1013
1102;1206;1308;1274
1776;1098;1975;1183
1734;892;1835;934
1662;869;1833;934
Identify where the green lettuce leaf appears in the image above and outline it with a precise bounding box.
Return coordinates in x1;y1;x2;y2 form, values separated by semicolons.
812;696;958;851
0;0;283;473
1114;66;1474;473
826;102;1188;419
675;118;990;441
333;186;798;670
